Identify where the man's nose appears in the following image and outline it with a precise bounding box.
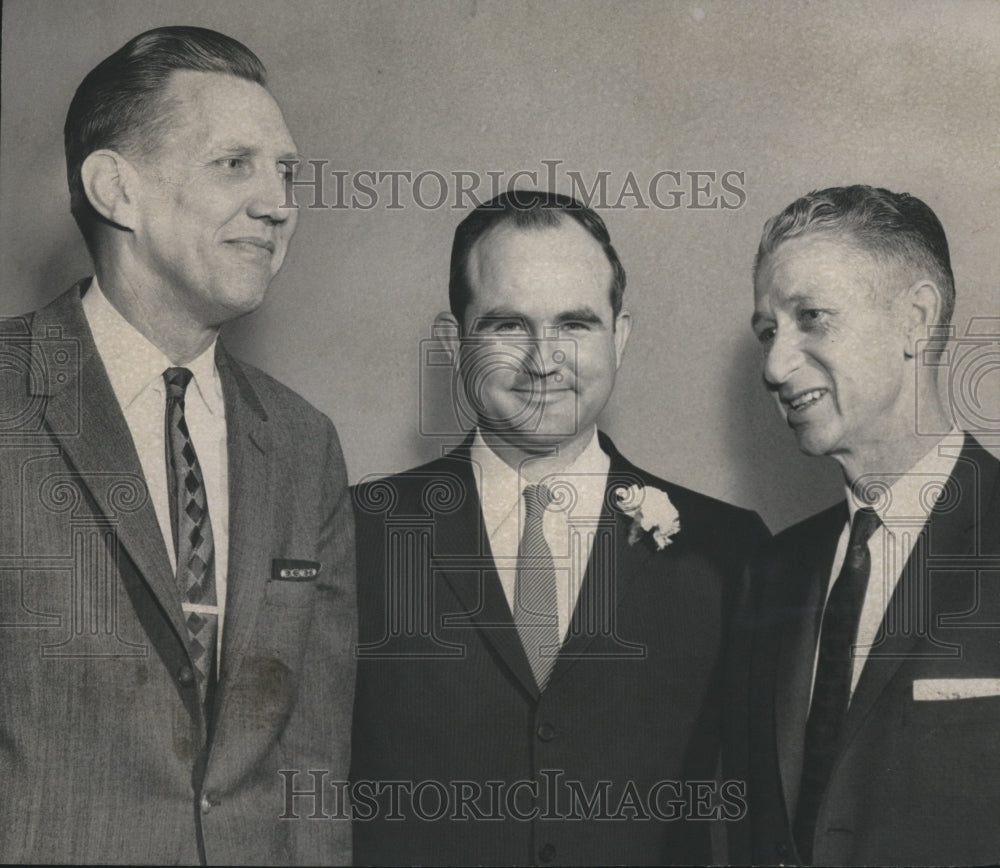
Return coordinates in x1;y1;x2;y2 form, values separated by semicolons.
247;165;295;223
524;334;568;378
762;328;800;389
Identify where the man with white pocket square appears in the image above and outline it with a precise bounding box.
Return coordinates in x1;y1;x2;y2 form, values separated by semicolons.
731;185;1000;866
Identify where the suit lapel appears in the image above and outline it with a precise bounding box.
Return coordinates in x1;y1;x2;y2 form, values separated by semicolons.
548;440;653;685
841;435;990;746
432;443;541;699
31;284;186;645
774;503;846;819
212;345;272;710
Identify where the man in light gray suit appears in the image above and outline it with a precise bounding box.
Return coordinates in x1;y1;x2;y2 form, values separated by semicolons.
0;27;355;864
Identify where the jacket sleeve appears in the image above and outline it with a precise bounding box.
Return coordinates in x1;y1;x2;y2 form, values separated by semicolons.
284;418;357;865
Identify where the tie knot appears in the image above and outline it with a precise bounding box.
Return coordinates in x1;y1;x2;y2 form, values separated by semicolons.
849;506;881;549
163;367;193;402
523;483;553;515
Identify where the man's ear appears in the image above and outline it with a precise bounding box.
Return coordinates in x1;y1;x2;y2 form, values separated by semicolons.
613;310;633;368
80;149;139;231
901;279;943;359
433;310;462;366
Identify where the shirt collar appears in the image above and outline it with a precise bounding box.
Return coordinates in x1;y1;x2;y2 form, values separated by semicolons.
82;276;223;415
471;428;609;534
846;428;964;534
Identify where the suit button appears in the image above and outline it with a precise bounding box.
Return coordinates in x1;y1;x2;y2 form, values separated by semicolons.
200;793;218;813
538;843;556;863
177;665;195;687
536;723;556;742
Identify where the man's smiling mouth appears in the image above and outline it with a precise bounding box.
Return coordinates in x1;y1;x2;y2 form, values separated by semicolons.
784;388;828;412
227;237;275;254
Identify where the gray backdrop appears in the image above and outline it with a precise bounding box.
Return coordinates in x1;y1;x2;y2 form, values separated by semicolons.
2;0;998;532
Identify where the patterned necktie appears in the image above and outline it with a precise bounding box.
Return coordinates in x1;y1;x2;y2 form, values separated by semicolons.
794;506;881;863
514;484;561;691
164;367;218;702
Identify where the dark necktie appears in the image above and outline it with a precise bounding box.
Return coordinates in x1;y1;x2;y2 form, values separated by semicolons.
514;484;561;691
794;506;881;863
164;367;218;702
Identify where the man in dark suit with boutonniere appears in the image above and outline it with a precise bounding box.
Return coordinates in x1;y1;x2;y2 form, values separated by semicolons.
734;185;1000;866
0;27;355;865
351;189;769;866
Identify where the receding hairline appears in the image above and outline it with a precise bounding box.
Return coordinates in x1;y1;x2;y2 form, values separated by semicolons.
460;212;617;314
126;68;286;154
752;184;955;327
753;227;946;311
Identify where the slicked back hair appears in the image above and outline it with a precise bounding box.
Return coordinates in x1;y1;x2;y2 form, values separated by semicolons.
754;184;955;325
449;189;627;327
65;26;266;251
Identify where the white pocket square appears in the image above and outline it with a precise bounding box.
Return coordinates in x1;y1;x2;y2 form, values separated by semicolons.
912;678;1000;701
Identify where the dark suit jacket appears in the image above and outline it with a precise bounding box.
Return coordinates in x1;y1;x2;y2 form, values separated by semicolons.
0;282;356;865
350;433;769;866
731;434;1000;866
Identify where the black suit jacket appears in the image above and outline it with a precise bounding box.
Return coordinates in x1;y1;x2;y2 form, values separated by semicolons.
731;434;1000;866
0;283;356;865
351;432;768;866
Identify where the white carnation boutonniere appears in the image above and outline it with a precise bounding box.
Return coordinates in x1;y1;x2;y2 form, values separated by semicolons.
614;483;681;551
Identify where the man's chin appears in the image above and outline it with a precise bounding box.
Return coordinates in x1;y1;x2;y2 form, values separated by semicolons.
479;426;579;455
213;286;269;322
791;425;835;459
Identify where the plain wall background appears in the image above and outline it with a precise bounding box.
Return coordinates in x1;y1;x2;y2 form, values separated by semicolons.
2;0;998;533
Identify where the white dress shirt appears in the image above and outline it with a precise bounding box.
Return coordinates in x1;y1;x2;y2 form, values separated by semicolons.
470;428;610;642
819;428;964;698
82;278;230;661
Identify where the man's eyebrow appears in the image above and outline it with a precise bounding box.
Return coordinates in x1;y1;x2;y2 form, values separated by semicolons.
475;307;525;321
471;307;606;325
751;292;824;327
554;307;604;325
213;144;302;162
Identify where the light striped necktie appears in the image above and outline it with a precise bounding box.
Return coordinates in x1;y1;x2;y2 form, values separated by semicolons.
514;483;561;691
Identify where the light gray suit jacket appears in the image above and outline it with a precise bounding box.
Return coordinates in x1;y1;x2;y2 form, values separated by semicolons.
0;281;356;865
